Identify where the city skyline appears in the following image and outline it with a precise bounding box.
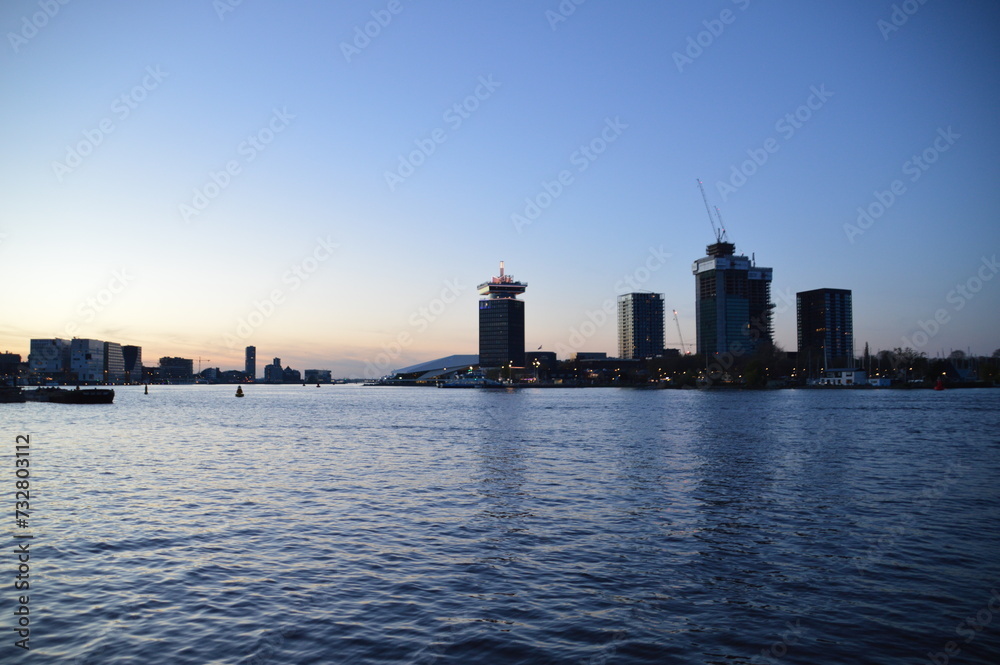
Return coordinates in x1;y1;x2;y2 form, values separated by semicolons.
3;2;998;376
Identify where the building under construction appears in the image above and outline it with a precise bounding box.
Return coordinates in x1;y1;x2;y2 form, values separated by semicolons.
691;180;773;357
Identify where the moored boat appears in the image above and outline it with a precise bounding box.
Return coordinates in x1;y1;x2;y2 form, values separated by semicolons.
24;387;115;404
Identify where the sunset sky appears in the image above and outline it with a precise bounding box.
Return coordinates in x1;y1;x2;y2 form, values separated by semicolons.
2;0;998;376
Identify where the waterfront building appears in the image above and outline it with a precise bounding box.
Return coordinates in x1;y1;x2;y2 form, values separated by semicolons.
304;369;332;383
29;338;71;382
264;358;283;383
478;261;527;368
104;342;126;383
692;242;773;356
797;288;854;369
71;339;106;383
618;292;665;359
159;357;194;381
282;366;301;383
123;345;143;383
245;346;256;382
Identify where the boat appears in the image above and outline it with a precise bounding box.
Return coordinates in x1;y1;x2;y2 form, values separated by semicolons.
438;370;506;389
23;387;115;404
0;386;26;403
236;386;245;398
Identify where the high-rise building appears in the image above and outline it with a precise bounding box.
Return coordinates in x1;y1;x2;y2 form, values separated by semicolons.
245;346;256;382
797;288;854;368
71;339;106;383
29;338;71;381
618;293;665;359
103;342;125;383
478;261;527;368
123;345;143;383
692;242;773;356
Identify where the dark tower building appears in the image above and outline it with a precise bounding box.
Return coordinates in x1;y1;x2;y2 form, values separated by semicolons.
618;293;665;359
797;288;853;368
692;241;773;356
478;261;527;368
245;345;256;382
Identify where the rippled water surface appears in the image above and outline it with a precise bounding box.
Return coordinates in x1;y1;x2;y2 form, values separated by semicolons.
3;385;1000;664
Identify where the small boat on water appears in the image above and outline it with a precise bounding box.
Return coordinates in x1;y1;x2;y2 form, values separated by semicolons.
236;386;245;398
439;370;506;389
24;387;115;404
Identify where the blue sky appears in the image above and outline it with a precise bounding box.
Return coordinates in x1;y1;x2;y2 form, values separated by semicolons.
2;0;998;376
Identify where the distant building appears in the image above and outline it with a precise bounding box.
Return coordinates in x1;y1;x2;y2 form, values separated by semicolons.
264;358;283;383
104;342;126;383
29;338;71;382
282;366;301;383
159;357;194;381
525;351;557;369
122;345;143;383
618;292;665;359
797;288;854;369
814;368;866;386
245;346;256;382
692;242;773;356
304;369;332;383
478;261;527;368
0;352;21;380
572;352;607;361
71;339;106;383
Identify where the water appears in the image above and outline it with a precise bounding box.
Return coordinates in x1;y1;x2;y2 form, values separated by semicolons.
2;385;999;664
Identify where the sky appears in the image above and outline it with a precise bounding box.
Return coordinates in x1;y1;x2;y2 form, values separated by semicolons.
2;0;998;377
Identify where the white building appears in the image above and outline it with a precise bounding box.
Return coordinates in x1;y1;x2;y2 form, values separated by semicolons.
812;368;867;386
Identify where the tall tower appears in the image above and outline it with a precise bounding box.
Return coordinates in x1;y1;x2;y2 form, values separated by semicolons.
797;288;853;368
245;345;256;382
618;293;665;359
692;241;773;356
478;261;527;368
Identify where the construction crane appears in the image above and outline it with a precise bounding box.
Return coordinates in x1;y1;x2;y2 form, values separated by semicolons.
697;178;727;243
196;357;211;374
673;309;691;355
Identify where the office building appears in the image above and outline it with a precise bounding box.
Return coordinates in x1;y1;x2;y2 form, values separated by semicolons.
123;345;143;383
618;292;665;359
245;346;256;382
29;338;71;381
71;339;106;383
159;357;194;381
478;261;527;368
104;342;126;383
304;369;332;383
797;288;854;368
692;241;773;356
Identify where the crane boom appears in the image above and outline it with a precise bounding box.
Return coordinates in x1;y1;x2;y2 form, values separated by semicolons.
673;309;688;355
697;178;721;242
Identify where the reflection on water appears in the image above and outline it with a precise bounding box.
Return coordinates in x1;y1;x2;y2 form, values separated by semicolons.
1;385;998;664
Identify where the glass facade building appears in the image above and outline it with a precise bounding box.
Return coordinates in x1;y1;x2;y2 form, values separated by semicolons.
797;288;854;368
618;293;665;359
478;262;527;368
